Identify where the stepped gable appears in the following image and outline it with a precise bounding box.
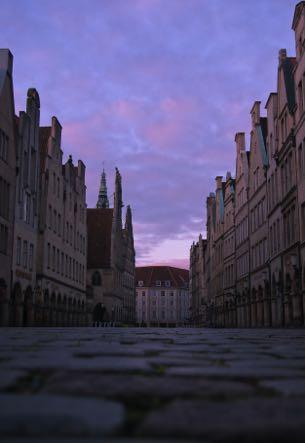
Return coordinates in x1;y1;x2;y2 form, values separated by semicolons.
39;126;51;172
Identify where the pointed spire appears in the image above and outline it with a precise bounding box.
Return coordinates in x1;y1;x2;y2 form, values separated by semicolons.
111;167;123;233
125;205;133;233
96;168;109;208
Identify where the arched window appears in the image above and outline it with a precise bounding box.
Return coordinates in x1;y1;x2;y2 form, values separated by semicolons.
92;271;102;286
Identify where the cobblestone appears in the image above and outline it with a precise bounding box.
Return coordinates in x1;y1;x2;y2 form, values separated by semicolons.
0;327;305;442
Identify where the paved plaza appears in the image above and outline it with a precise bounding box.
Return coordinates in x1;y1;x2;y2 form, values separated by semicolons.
0;328;305;442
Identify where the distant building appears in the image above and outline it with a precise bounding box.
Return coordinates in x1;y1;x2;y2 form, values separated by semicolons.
0;49;16;326
136;266;190;327
87;168;136;324
189;235;207;326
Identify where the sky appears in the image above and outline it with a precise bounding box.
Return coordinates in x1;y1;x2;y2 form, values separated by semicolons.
1;0;297;269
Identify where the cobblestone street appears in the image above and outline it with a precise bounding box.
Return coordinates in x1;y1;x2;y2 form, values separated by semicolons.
1;328;305;442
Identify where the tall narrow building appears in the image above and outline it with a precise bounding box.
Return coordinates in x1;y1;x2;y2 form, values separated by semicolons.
10;88;41;326
36;117;87;326
0;49;16;326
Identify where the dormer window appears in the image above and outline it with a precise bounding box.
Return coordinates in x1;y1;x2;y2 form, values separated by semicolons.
156;280;161;286
165;280;171;287
138;280;143;287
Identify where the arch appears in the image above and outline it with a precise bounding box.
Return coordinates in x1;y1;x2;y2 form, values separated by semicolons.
92;270;102;286
72;298;77;326
9;282;22;326
0;278;8;326
50;292;56;326
93;303;106;323
68;297;73;326
251;288;257;327
57;293;62;326
285;273;293;326
23;286;34;327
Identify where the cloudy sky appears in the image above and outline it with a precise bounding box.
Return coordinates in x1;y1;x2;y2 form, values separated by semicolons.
1;0;296;268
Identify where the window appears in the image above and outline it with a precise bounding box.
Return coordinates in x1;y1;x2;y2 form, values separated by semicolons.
165;280;171;287
298;80;304;115
156;280;161;286
161;291;165;296
142;291;145;296
23;240;28;269
0;223;8;254
92;271;101;286
0;177;10;220
47;243;50;268
49;205;52;229
24;193;30;224
52;246;55;271
0;128;9;162
29;244;34;271
16;237;21;265
57;249;60;274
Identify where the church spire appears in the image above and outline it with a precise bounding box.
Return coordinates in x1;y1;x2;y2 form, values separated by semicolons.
96;169;109;208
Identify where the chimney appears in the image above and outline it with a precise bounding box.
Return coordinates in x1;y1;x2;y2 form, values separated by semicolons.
235;132;245;153
278;48;287;65
250;101;261;126
215;176;223;190
51;116;62;145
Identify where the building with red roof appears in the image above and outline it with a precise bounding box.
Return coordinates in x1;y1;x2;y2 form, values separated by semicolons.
135;265;190;327
87;168;136;324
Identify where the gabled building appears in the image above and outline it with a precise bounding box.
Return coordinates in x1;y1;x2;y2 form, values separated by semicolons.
36;117;87;326
10;88;40;326
293;1;305;326
190;234;207;326
87;168;136;325
223;171;236;327
265;91;283;326
234;132;250;326
248;101;270;327
0;49;16;326
212;176;225;326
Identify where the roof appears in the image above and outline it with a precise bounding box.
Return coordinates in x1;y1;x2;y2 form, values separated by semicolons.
39;126;51;172
87;208;114;269
292;2;305;30
136;266;189;288
282;57;296;114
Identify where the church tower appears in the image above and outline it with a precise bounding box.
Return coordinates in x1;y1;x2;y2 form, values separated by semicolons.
96;169;109;208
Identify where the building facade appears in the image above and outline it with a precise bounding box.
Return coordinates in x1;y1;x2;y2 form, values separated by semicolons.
87;168;136;325
0;49;16;326
35;117;87;326
0;49;89;327
190;235;207;326
136;266;190;327
191;2;305;328
10;88;41;326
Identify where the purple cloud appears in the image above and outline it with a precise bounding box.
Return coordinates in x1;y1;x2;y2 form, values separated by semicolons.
1;0;296;267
